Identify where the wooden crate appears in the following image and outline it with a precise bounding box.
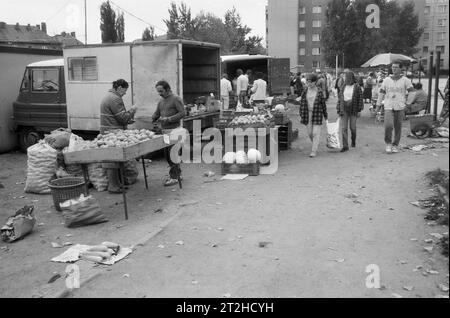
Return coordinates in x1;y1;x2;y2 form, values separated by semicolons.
221;162;260;176
64;135;173;164
278;120;293;150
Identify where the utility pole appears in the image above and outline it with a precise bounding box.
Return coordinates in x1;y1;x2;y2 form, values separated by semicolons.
84;0;87;45
342;53;345;69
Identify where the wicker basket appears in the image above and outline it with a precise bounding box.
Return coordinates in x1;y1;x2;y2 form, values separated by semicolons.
48;177;86;212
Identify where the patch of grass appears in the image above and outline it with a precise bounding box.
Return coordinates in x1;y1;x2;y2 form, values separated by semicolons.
425;169;449;193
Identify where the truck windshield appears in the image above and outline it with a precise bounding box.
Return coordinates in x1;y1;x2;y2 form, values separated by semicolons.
32;69;59;92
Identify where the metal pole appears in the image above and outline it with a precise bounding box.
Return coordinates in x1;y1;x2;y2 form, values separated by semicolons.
84;0;87;45
426;52;434;114
342;53;345;69
433;51;441;121
336;54;338;78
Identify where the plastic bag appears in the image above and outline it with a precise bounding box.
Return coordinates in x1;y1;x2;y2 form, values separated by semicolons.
61;194;108;228
1;206;36;242
326;118;341;149
24;141;58;194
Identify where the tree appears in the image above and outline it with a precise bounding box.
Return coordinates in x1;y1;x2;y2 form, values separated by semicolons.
164;2;199;40
322;0;423;68
100;1;117;43
162;2;265;54
116;12;125;42
142;26;155;41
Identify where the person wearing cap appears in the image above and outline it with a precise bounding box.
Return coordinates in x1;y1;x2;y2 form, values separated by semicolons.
220;73;233;110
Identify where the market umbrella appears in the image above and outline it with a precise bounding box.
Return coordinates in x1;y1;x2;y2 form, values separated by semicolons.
361;53;417;68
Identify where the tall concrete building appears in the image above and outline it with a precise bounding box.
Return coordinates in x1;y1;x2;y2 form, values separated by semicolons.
266;0;331;73
397;0;449;72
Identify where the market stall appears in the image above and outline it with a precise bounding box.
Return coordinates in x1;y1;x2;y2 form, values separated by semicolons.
63;129;178;220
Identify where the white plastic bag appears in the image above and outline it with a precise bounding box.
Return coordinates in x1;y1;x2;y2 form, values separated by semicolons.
326;118;341;149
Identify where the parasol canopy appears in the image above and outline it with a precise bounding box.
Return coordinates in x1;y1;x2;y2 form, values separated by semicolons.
361;53;417;68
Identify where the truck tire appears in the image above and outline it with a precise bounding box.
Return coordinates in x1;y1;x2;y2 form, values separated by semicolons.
18;128;42;152
411;124;431;139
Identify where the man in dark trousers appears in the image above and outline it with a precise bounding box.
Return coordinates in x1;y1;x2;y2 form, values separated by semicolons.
152;80;186;186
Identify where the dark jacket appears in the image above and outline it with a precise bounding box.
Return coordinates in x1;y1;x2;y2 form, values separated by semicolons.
100;89;134;133
299;88;328;125
337;84;364;116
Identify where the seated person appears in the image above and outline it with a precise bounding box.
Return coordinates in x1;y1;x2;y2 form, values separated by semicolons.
405;83;427;115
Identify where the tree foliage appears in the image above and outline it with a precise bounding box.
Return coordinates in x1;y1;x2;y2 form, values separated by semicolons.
142;26;155;41
100;1;126;43
116;12;125;42
163;2;265;54
100;1;117;43
322;0;423;68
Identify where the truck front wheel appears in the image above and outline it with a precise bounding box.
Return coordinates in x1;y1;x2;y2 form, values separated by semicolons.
18;128;42;152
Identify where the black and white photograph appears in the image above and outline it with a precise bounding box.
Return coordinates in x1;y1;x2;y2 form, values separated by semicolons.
0;0;449;304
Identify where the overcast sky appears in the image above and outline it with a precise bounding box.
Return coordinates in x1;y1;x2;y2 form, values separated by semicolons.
2;0;268;44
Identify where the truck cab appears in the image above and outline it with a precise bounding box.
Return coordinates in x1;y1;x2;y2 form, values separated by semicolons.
13;59;67;151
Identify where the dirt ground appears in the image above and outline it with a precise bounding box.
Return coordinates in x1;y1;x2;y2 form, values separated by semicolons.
0;96;449;298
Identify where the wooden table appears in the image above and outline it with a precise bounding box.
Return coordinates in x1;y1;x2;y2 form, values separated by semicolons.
64;135;178;220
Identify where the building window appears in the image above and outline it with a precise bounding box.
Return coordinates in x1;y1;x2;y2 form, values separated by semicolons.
436;46;445;54
299;21;305;28
437;5;447;13
312;34;320;41
299;6;306;14
422;59;427;67
437;32;446;41
423;46;428;54
423;33;429;41
299;34;306;42
312;48;321;55
424;6;430;15
299;48;306;56
312;61;320;68
312;20;322;28
440;59;444;68
68;57;98;81
312;6;322;14
424;20;429;28
31;69;59;92
437;19;446;27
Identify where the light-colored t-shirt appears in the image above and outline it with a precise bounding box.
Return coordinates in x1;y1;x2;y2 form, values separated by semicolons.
236;74;249;93
220;78;232;97
250;79;267;101
379;75;413;110
343;84;354;101
306;89;317;113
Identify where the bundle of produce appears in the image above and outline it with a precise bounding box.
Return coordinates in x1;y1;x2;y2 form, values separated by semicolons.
222;149;262;164
228;114;272;128
79;241;120;263
24;141;58;194
92;129;157;148
87;163;108;192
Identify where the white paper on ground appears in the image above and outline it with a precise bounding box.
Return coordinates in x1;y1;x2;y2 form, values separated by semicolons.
221;174;248;180
51;244;132;265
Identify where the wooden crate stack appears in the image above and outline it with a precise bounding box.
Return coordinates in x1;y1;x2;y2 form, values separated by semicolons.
278;120;293;151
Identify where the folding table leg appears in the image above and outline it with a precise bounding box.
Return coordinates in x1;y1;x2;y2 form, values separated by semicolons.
141;156;148;190
119;162;128;220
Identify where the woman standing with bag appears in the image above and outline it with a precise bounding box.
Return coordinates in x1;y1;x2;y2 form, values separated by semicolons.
336;70;364;152
299;73;328;158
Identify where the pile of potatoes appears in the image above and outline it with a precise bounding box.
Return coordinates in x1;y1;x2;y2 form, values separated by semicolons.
93;129;157;148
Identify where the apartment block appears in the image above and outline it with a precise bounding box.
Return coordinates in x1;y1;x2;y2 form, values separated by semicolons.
397;0;449;71
266;0;331;73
